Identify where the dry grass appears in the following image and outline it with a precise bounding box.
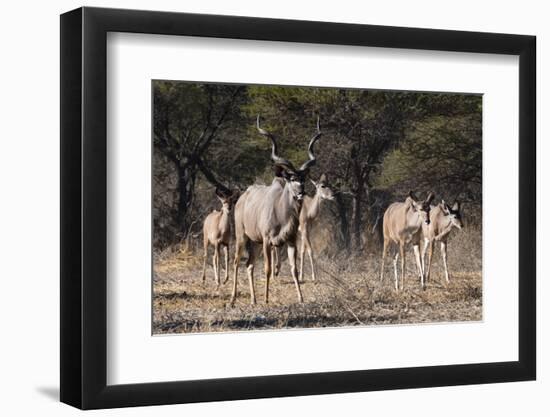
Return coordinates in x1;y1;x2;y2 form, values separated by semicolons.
153;226;482;334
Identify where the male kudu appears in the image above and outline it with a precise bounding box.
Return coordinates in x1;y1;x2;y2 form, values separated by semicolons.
231;116;322;305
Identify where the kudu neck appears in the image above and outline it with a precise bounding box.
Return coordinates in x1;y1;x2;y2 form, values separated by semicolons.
407;204;425;229
271;181;302;223
283;183;303;209
439;211;452;229
267;179;302;247
306;192;322;220
436;209;456;236
219;206;231;228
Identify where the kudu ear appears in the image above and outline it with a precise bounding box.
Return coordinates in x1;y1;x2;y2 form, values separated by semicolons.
425;192;435;204
452;200;460;211
441;199;451;214
406;191;417;210
274;164;296;180
230;188;241;203
216;187;232;202
273;165;285;178
275;165;292;180
319;173;327;183
215;191;226;204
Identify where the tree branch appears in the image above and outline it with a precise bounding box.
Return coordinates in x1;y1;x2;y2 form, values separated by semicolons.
196;157;231;193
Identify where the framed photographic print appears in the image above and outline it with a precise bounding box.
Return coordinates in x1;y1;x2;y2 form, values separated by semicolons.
60;6;536;409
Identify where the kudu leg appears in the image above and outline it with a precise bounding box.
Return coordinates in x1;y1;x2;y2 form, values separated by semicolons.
302;234;315;282
399;243;405;291
380;238;389;283
212;247;217;282
421;239;428;278
223;245;229;284
307;245;316;282
393;251;399;291
424;240;433;284
271;247;280;278
269;247;279;280
246;245;257;305
201;241;208;282
213;244;221;285
275;247;281;276
263;242;272;303
413;244;424;289
441;241;450;283
287;244;304;303
299;238;306;282
231;240;244;305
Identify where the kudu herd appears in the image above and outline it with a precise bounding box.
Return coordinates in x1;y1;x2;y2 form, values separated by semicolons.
379;193;464;291
198;117;465;305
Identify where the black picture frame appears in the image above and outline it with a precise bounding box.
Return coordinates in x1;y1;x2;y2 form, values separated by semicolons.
60;6;536;410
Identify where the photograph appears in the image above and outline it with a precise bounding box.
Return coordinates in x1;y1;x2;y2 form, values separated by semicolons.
51;1;539;412
152;81;483;334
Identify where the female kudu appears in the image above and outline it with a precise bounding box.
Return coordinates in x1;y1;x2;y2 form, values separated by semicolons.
200;187;239;285
380;191;434;290
421;200;463;284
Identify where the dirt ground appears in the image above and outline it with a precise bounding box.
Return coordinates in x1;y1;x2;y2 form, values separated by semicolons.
153;229;482;334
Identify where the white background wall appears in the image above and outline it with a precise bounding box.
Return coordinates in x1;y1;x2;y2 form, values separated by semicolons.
0;0;545;415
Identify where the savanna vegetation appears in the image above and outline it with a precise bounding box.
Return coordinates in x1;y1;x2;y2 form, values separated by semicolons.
152;81;482;334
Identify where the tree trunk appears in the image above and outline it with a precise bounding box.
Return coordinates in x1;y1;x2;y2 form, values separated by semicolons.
362;184;377;251
351;159;365;252
351;190;363;251
176;163;197;236
334;193;350;250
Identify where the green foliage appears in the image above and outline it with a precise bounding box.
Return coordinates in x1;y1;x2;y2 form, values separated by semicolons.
376;112;482;204
153;81;482;249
